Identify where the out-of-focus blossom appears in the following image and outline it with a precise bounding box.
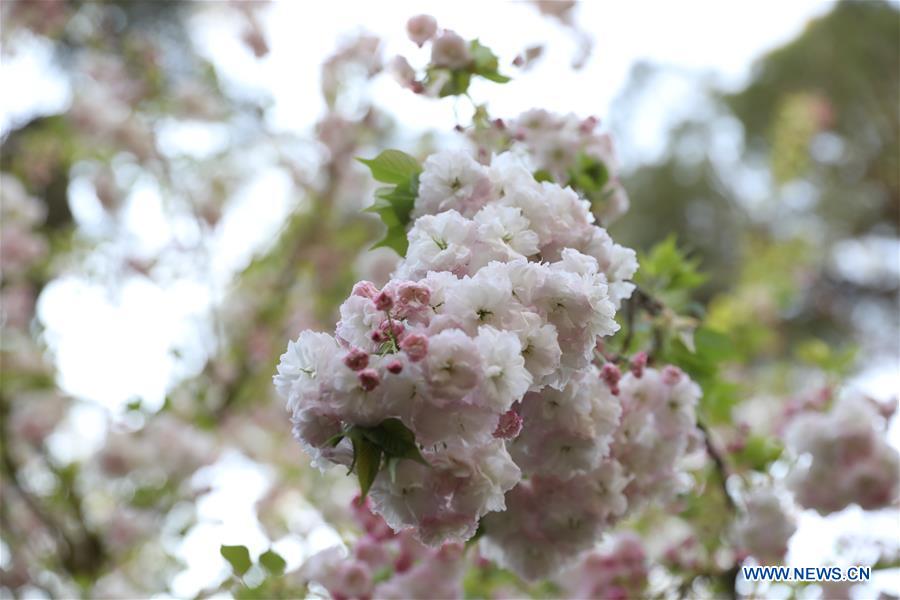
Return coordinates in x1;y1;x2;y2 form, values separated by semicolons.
558;533;649;600
431;30;471;70
406;14;438;47
296;497;465;599
733;488;797;563
785;393;900;514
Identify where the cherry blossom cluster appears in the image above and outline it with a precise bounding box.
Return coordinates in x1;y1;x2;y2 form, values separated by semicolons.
98;414;218;482
480;365;702;579
732;489;797;564
275;149;705;579
785;393;900;515
556;533;649;600
299;497;465;600
390;15;509;98
611;365;704;507
405;149;636;307
479;464;628;579
470;110;630;223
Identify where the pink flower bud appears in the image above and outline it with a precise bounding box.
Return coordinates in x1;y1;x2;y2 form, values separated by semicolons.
343;348;369;371
493;409;523;439
600;363;622;395
394;551;414;573
397;282;431;307
579;115;599;133
877;396;898;419
370;330;386;343
358;368;380;391
352;281;379;299
431;30;471;69
662;365;683;385
374;290;393;311
399;333;428;362
406;14;437;47
630;351;647;379
386;360;403;374
380;318;405;339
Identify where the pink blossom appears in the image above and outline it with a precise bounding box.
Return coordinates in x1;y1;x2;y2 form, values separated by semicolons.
374;290;393;311
352;281;379;299
399;333;428;362
431;30;470;69
630;351;647;378
343;348;369;371
358;369;380;391
395;282;431;313
379;318;405;340
662;365;683;385
600;362;622;395
493;409;523;439
406;15;438;47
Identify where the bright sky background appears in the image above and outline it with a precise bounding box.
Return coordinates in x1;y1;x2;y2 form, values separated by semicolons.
3;1;898;597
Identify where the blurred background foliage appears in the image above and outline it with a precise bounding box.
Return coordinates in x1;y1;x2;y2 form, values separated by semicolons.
611;0;898;365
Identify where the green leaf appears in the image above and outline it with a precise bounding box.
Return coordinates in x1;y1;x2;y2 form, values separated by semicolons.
258;549;286;576
357;150;421;185
360;418;429;465
567;153;610;197
353;436;382;500
376;179;418;221
795;339;857;374
324;431;345;447
130;483;170;508
479;71;511;83
375;417;416;445
221;545;252;577
343;419;433;498
469;40;510;84
439;69;472;97
470;40;498;71
664;327;735;377
732;435;783;472
700;378;741;424
359;153;421;256
694;327;737;361
533;169;554;183
635;235;707;310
